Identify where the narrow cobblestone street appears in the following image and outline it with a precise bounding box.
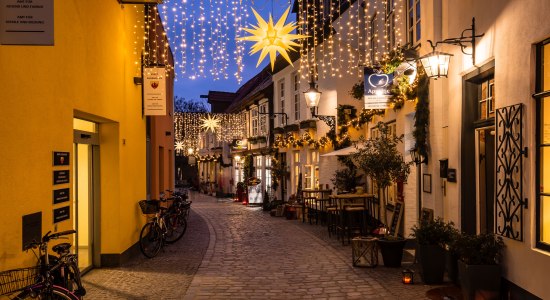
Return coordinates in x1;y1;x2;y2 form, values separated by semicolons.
83;192;446;299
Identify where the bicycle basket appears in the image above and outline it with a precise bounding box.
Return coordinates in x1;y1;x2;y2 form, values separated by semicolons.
139;200;159;214
0;266;40;295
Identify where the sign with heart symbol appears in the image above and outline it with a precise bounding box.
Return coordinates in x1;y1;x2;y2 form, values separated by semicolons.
363;67;393;109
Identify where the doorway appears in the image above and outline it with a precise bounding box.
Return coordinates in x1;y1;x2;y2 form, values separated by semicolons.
73;118;100;271
476;127;495;234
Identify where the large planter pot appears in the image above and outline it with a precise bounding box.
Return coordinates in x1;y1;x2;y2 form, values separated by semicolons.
458;260;501;300
446;250;459;284
418;244;446;284
377;239;406;267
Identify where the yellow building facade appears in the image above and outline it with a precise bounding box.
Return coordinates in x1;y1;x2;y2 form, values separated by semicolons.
0;1;171;270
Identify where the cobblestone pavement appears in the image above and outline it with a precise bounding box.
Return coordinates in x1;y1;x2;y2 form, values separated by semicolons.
84;192;452;299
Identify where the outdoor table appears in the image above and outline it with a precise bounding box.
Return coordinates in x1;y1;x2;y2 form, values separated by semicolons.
300;189;332;224
330;193;377;244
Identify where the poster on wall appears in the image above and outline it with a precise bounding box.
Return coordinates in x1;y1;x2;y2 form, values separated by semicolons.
364;67;393;109
143;67;167;116
0;0;54;45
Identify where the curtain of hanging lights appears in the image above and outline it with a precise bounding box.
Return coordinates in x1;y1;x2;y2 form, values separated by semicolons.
150;0;403;82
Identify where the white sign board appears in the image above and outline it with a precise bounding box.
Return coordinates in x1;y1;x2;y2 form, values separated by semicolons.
364;67;393;109
143;67;167;116
0;0;54;45
247;185;263;204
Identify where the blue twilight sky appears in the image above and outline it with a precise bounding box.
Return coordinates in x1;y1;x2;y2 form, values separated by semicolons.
160;0;294;106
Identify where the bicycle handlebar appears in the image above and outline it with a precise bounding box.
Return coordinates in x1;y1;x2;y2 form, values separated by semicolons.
23;230;77;250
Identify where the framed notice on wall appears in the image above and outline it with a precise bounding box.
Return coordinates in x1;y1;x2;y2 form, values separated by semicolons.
143;67;167;116
0;0;54;45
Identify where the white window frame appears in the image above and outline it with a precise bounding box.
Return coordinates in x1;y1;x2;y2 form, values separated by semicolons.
279;79;285;126
251;107;259;136
407;0;421;44
293;72;300;121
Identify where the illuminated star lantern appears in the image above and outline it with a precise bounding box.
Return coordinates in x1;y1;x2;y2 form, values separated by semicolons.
238;7;308;70
175;141;184;152
200;115;221;132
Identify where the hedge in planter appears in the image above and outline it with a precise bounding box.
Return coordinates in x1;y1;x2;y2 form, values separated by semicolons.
411;218;458;284
454;233;504;300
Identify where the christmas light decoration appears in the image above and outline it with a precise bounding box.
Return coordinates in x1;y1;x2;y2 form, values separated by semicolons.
238;7;307;70
200;115;221;132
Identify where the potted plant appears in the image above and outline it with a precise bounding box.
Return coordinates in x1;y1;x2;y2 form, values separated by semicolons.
377;231;407;268
330;167;363;194
410;218;459;284
454;233;505;300
350;122;412;224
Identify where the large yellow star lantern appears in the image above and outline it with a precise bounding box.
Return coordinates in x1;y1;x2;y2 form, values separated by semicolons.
238;7;308;70
200;115;221;132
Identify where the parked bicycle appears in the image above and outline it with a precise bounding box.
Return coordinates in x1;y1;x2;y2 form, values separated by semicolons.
0;230;86;299
138;198;188;258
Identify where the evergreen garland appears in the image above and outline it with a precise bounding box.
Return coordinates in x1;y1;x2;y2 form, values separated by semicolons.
413;72;430;163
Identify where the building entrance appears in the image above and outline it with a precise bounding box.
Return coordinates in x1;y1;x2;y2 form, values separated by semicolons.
73;118;100;271
476;127;495;234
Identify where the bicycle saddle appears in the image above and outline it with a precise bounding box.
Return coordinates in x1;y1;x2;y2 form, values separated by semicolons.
52;242;72;255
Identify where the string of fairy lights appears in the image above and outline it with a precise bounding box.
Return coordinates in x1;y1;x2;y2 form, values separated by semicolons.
129;0;406;83
174;112;247;155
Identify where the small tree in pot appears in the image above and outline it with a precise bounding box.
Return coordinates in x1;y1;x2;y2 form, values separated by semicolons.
350;122;412;224
411;218;459;284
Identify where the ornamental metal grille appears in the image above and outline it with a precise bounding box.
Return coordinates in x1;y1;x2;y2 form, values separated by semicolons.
495;103;527;241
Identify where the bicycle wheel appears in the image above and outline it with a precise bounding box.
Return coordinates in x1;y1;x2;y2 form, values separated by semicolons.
139;222;163;258
164;214;187;244
15;284;80;300
64;262;86;297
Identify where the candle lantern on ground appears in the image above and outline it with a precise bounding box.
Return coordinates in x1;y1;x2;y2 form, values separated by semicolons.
402;269;414;284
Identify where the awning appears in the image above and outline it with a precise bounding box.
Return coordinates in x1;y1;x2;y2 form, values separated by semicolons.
320;146;358;157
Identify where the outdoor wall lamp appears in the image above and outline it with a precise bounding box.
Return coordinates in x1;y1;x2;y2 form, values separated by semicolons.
303;77;336;132
419;18;485;79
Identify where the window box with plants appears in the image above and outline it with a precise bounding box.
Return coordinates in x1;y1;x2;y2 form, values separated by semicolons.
299;119;317;130
411;218;459;284
273;127;284;134
454;233;504;300
284;124;299;133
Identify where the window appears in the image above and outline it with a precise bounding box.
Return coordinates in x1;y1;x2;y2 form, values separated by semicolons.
256;156;263;181
536;39;550;251
385;0;396;49
251;107;258;136
259;103;267;135
478;78;496;120
294;151;300;192
293;72;300;121
407;0;421;44
279;80;285;126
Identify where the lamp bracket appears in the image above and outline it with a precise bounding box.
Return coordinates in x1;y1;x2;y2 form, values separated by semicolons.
427;17;484;65
310;107;335;132
258;111;289;126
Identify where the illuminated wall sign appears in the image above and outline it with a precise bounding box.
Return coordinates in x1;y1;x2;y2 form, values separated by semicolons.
0;0;54;45
231;139;248;150
364;67;393;109
143;67;167;116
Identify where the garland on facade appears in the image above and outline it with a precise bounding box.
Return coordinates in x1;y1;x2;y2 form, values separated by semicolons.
413;72;430;163
243;155;254;183
273;132;331;149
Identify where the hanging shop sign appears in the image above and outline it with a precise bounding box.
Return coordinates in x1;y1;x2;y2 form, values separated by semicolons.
53;206;70;224
364;67;393;109
0;0;54;45
231;139;248;150
143;67;167;116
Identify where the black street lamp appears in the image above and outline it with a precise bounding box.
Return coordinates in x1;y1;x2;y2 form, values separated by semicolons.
303;77;335;132
409;147;426;222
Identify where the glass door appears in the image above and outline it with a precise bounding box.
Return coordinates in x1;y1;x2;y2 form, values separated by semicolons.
476;127;495;234
73;118;99;271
